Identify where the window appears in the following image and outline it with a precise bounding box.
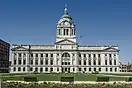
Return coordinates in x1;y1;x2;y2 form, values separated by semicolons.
23;67;25;71
45;60;48;65
30;53;33;57
84;54;86;57
73;68;75;71
98;54;100;58
79;54;81;57
105;59;107;65
98;59;101;65
109;54;111;57
109;59;112;65
88;54;91;58
68;62;70;65
84;60;86;65
79;60;81;65
30;60;33;65
115;68;117;72
50;68;53;72
93;59;96;65
35;60;38;65
40;68;43;72
13;67;16;71
18;67;21;71
35;67;38;72
18;59;21;65
23;60;26;65
88;59;91;65
45;68;48;71
35;54;38;57
30;67;33;71
79;68;81;71
46;54;48;57
62;53;70;57
110;68;112;72
66;29;68;35
41;60;43;65
51;54;53;57
105;54;107;56
94;68;96;71
41;54;43;57
18;53;21;57
50;60;53;65
57;68;59;71
99;68;101;72
93;54;96;57
84;68;86;71
58;29;60;35
89;68;91;71
114;59;116;65
14;60;16;65
106;68;108;72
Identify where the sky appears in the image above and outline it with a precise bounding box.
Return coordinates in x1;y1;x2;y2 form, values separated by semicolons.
0;0;132;63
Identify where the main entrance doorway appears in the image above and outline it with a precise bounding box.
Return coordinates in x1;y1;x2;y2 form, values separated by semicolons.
61;52;71;73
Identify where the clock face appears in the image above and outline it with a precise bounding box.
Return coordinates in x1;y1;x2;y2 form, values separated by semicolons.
64;21;70;27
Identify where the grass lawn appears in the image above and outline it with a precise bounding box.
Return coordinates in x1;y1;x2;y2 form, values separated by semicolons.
0;73;131;81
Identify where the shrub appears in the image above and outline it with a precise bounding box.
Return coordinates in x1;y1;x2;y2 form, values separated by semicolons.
125;77;132;82
92;71;99;74
96;77;109;82
23;76;38;82
60;77;74;82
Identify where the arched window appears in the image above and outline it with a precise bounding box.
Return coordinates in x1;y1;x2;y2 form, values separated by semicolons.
62;53;70;57
66;29;69;35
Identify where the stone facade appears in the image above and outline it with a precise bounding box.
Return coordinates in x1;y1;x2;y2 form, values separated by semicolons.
10;7;120;73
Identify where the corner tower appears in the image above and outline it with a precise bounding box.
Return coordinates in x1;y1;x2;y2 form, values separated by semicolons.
56;6;76;43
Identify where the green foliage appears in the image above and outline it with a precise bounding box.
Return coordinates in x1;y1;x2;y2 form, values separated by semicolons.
60;76;74;82
23;76;38;82
92;71;99;74
96;77;109;82
125;77;132;82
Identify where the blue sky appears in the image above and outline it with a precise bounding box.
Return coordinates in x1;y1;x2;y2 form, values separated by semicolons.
0;0;132;63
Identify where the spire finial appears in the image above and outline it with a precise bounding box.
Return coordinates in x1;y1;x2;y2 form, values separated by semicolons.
64;4;68;14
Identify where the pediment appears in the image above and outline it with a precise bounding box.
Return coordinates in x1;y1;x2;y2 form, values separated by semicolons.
103;47;119;52
12;46;28;51
55;39;76;45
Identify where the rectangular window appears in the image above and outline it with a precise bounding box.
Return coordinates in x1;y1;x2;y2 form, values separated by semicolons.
106;68;108;72
35;67;38;72
50;68;53;72
109;59;112;65
94;68;96;71
84;54;86;57
84;68;86;71
18;59;21;65
41;54;43;57
115;68;117;72
50;60;53;65
23;60;26;65
99;68;101;72
45;60;48;65
35;54;38;57
30;53;33;57
93;59;96;65
84;60;86;65
98;54;100;57
51;54;53;57
30;60;33;65
41;60;43;65
57;68;59;71
105;59;107;65
18;67;21;71
109;54;111;57
14;60;16;65
30;67;33;71
23;67;25;71
79;68;81;71
18;53;21;57
73;68;75;71
45;68;48;71
40;68;43;72
13;67;16;71
35;60;38;65
79;54;81;57
89;68;91;71
88;54;91;58
110;68;112;72
114;59;116;65
93;54;96;57
98;60;101;65
88;60;91;65
46;54;48;57
79;60;81;65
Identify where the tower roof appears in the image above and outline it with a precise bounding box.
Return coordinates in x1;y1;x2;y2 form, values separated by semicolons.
61;5;72;20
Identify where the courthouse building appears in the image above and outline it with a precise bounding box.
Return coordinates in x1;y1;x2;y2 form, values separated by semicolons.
10;7;120;73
